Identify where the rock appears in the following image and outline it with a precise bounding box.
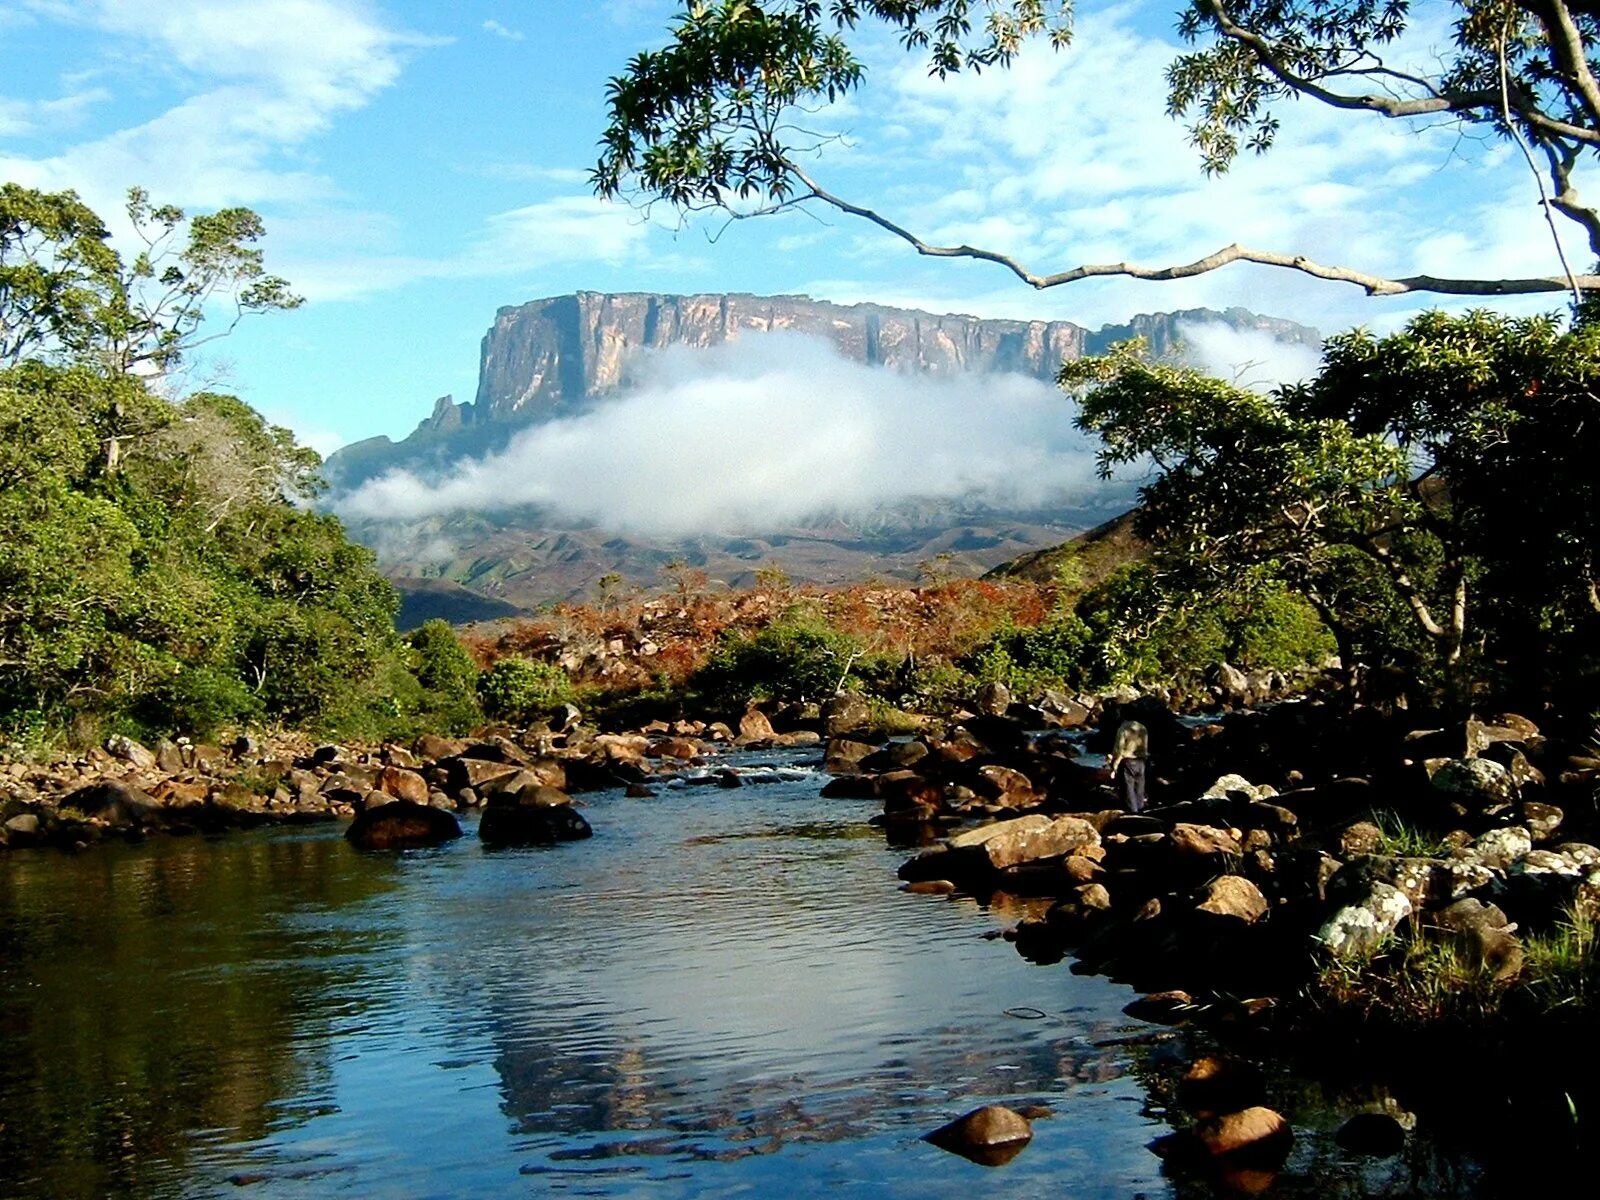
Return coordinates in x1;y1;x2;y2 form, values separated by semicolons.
1432;758;1519;808
1519;801;1564;843
4;812;41;843
1336;1112;1406;1157
1179;1056;1266;1117
946;814;1099;871
649;737;702;761
820;693;872;737
1123;990;1194;1024
1214;661;1252;705
1196;875;1269;924
153;739;186;773
1455;923;1524;980
1171;823;1242;858
1472;825;1532;870
479;801;592;847
1429;897;1511;936
376;766;430;805
625;784;656;798
974;764;1038;806
923;1104;1033;1166
345;801;462;850
1200;773;1277;802
973;680;1012;717
901;879;956;895
1193;1107;1292;1160
62;780;161;827
878;771;945;816
1465;713;1539;757
551;702;582;731
736;707;775;744
414;733;467;760
1339;821;1385;858
104;735;157;769
445;757;522;793
824;738;877;774
1038;690;1092;728
1318;882;1413;957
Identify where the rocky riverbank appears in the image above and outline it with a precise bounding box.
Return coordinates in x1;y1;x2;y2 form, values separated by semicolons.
0;705;824;854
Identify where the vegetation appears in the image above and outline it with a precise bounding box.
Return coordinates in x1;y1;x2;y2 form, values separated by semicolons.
0;184;470;747
596;1;1600;298
1062;309;1600;703
477;658;575;724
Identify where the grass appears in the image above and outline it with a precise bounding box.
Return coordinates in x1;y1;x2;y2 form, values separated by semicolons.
1368;808;1452;858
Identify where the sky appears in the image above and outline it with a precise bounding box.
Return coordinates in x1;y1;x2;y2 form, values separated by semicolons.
0;0;1588;459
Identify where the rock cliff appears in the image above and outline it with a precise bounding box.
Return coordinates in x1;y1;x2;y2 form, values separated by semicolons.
325;291;1318;490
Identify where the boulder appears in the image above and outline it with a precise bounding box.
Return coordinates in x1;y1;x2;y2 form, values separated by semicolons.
1195;875;1269;925
1432;758;1519;809
1171;823;1242;859
1335;1112;1406;1158
1179;1056;1266;1117
153;739;186;773
821;694;872;737
974;765;1039;806
376;766;430;805
1123;990;1195;1024
105;734;157;770
62;780;161;827
1038;690;1092;728
1193;1107;1292;1160
479;800;593;847
736;707;775;744
445;757;522;793
345;801;462;850
649;737;702;761
923;1104;1033;1166
1472;825;1533;871
946;814;1099;872
824;738;877;774
1318;882;1412;957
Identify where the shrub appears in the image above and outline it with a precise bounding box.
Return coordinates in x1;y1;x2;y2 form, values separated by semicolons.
478;658;574;723
698;608;861;705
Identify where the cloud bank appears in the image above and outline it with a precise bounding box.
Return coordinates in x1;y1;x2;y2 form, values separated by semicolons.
1177;320;1323;391
336;334;1105;537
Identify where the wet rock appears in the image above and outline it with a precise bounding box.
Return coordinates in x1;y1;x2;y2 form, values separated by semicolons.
1123;990;1194;1024
974;765;1038;806
1336;1112;1406;1158
901;879;956;895
923;1104;1033;1166
1318;882;1412;957
625;784;656;798
1195;875;1269;925
345;801;462;851
1193;1107;1292;1161
479;799;592;847
1179;1056;1266;1117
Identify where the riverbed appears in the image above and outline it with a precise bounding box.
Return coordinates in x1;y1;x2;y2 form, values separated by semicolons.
0;749;1492;1198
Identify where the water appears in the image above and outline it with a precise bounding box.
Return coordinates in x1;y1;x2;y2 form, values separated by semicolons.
0;750;1489;1198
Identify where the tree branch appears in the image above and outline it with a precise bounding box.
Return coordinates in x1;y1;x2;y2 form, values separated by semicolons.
1526;0;1600;129
784;164;1600;296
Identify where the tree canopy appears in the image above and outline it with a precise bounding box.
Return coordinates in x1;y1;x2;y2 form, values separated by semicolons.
596;0;1600;297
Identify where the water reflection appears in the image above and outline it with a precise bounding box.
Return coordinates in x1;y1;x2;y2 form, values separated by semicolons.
0;753;1518;1199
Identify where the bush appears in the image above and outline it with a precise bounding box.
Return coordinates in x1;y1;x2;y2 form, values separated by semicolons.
698;608;861;705
406;620;484;734
966;613;1097;697
478;658;574;723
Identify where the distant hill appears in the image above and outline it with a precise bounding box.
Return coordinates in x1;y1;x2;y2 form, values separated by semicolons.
983;507;1150;587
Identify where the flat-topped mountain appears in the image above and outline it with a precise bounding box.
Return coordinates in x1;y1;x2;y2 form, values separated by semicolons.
324;291;1319;491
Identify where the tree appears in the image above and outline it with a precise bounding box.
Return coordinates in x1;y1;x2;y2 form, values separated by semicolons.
596;1;1600;297
1066;309;1600;693
0;183;300;375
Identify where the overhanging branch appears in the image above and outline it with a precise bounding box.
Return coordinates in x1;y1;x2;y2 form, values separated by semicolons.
785;164;1600;297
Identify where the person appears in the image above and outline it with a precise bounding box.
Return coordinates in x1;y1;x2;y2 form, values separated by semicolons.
1107;719;1149;813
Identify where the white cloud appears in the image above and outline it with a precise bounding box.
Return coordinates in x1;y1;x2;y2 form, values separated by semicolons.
1177;321;1323;391
0;0;439;212
335;333;1102;535
482;19;524;42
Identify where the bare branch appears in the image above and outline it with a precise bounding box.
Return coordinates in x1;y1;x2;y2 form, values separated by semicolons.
785;163;1600;297
1526;0;1600;128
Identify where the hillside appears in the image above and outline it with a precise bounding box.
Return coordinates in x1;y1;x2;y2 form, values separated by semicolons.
982;508;1150;588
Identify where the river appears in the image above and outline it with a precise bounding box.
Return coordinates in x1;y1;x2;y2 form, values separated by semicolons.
0;749;1493;1198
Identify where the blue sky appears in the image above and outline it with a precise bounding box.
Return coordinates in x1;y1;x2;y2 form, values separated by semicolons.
0;0;1584;455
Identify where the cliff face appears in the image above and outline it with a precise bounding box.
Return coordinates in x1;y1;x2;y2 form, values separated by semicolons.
325;292;1318;486
468;291;1095;423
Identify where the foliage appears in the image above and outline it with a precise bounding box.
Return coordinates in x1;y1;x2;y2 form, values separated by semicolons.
967;612;1096;695
699;605;862;705
406;620;485;734
1065;311;1600;695
597;2;1600;295
0;184;416;744
478;658;574;723
0;183;300;374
